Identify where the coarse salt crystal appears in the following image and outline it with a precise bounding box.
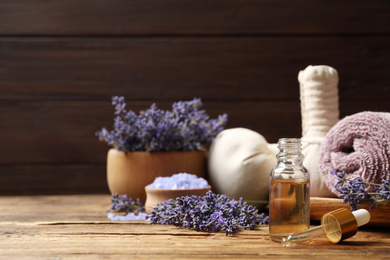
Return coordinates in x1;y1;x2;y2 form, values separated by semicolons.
147;173;209;189
107;212;148;221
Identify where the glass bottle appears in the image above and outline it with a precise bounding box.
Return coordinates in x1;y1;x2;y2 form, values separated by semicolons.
269;138;310;242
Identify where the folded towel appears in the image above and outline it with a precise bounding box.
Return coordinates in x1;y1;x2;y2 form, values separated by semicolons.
319;111;390;194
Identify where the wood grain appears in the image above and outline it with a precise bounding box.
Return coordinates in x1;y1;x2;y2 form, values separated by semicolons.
0;164;108;195
1;194;390;259
1;37;389;101
0;0;389;35
311;197;390;227
0;1;389;194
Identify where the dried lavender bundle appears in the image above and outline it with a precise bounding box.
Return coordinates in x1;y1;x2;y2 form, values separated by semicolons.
96;97;228;152
110;193;145;214
332;170;390;211
147;190;269;235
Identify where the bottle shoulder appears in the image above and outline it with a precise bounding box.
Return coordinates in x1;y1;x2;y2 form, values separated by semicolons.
271;164;309;173
270;164;310;181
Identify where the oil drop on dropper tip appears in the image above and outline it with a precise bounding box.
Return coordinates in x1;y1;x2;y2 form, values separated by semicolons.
282;208;371;247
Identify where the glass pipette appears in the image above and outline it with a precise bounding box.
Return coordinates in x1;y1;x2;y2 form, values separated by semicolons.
282;208;370;247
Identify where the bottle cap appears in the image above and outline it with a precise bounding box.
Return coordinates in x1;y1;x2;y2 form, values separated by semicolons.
352;209;371;227
321;208;370;243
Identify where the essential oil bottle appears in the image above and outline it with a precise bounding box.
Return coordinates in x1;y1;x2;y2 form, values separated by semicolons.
269;138;310;243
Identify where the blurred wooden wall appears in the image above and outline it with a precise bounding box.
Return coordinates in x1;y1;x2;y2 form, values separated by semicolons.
0;1;389;195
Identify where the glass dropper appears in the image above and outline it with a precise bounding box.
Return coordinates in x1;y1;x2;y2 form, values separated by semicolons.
282;208;370;247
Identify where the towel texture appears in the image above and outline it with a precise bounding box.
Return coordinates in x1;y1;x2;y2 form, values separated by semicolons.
319;111;390;194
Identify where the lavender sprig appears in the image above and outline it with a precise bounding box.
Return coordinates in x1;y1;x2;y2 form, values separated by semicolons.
96;97;228;152
331;170;390;211
110;193;145;214
146;191;269;236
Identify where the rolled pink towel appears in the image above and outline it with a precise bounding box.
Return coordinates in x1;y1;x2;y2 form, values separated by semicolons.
319;111;390;194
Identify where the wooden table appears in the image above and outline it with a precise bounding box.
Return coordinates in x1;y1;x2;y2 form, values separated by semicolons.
1;194;390;259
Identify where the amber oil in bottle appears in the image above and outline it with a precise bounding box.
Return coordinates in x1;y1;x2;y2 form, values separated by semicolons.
269;138;310;242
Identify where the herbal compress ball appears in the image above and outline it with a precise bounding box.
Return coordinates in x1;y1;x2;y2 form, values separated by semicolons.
208;128;277;202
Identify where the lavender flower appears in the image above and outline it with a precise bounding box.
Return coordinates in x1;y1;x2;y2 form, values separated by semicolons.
332;170;390;211
110;193;144;214
96;97;228;152
146;190;269;236
377;179;390;202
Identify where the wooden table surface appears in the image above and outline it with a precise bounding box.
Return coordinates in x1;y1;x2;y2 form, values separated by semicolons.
1;194;390;259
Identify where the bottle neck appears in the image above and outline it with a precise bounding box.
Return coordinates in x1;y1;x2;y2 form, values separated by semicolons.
277;138;303;166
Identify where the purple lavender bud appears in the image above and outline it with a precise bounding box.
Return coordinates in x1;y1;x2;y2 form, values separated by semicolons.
332;170;382;211
147;190;268;235
110;193;145;214
97;97;228;152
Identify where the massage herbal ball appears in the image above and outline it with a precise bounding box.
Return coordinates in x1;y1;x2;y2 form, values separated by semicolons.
208;128;276;202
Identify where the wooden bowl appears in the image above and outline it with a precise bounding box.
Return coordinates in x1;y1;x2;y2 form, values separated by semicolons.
144;186;211;214
107;149;207;204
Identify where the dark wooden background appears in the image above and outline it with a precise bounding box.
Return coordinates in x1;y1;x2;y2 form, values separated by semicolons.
1;0;389;195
